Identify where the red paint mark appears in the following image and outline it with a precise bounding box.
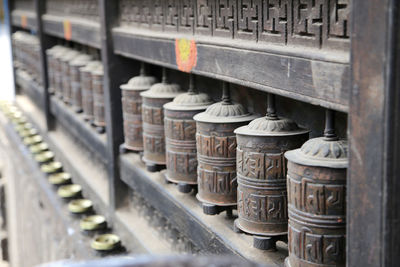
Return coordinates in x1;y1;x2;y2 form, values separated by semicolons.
63;20;72;40
175;39;197;73
21;15;27;29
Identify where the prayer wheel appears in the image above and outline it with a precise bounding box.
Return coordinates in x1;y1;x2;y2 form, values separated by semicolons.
60;49;80;104
140;68;183;172
234;94;309;250
120;63;157;152
46;45;66;94
92;65;106;133
284;110;347;267
164;74;213;193
53;47;70;98
193;82;258;215
80;61;102;123
70;54;92;113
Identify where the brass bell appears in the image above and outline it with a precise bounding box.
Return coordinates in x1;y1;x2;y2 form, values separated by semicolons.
120;62;157;152
91;234;121;252
68;199;93;214
80;215;107;231
23;135;43;146
34;151;55;164
57;184;82;199
284;110;347;267
41;161;63;175
19;128;38;138
15;122;33;134
48;172;72;186
30;142;49;154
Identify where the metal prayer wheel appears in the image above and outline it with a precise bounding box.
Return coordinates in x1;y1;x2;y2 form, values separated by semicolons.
60;50;80;104
164;74;213;193
70;54;92;113
80;61;102;122
53;47;70;98
233;94;309;250
193;82;258;215
120;63;157;152
140;68;183;172
92;65;106;133
284;110;347;267
46;45;66;94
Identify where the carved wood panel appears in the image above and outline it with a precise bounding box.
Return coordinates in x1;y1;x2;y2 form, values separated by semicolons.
118;0;350;51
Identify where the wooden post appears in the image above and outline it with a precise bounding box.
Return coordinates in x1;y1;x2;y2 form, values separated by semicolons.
348;0;400;265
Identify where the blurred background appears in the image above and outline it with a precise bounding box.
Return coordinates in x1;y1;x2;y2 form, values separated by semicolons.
0;0;15;101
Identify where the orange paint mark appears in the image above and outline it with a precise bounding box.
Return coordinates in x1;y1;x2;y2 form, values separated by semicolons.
21;15;27;29
175;38;197;73
63;20;72;40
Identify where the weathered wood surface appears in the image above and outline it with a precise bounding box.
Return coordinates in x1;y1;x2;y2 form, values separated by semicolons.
11;10;37;31
42;14;101;49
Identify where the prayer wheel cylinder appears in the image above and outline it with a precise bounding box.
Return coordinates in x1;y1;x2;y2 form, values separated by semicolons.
284;111;347;267
193;83;258;209
53;47;70;98
60;50;79;104
92;65;106;131
140;69;183;169
46;45;66;94
120;66;157;152
164;75;213;186
234;95;309;237
70;54;92;113
80;61;102;122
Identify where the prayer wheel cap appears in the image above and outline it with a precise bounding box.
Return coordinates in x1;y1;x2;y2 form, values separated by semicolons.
48;172;72;185
91;234;121;251
60;50;80;62
285;137;348;168
80;215;107;231
80;60;102;73
30;142;49;154
70;54;92;67
235;116;309;136
68;199;93;214
92;65;104;75
34;151;55;163
140;82;183;99
41;161;63;174
57;184;82;198
23;135;43;146
46;45;67;56
52;46;71;59
120;75;157;91
164;91;213;111
194;101;258;123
